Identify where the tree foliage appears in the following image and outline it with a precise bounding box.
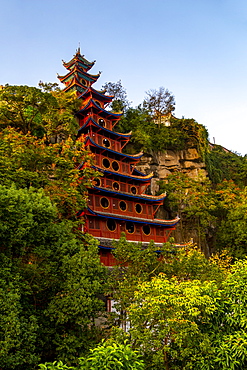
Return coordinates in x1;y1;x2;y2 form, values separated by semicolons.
0;127;97;219
108;236;228;331
79;341;145;370
1;79;247;370
128;275;219;370
0;185;106;368
205;145;247;186
143;87;175;122
108;237;247;370
0;84;80;140
0;84;106;369
101;80;130;112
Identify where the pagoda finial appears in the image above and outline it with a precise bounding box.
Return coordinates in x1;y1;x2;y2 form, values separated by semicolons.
77;42;81;55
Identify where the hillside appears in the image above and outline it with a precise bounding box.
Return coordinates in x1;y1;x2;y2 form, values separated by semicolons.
114;110;247;257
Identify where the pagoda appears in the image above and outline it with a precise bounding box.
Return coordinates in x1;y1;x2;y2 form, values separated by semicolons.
58;49;180;266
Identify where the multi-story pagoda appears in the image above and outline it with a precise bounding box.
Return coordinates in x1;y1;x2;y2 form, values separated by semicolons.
59;49;179;266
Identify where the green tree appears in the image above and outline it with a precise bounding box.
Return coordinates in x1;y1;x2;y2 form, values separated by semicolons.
0;84;80;140
126;274;219;370
216;186;247;257
0;185;106;368
0;127;97;219
205;145;247;186
159;172;217;252
143;87;175;127
108;236;227;332
0;257;39;369
102;80;130;112
79;341;144;370
213;259;247;370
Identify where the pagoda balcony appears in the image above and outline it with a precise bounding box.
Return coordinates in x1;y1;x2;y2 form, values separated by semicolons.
87;217;174;244
94;154;131;174
88;194;156;219
91;132;121;152
93;177;148;196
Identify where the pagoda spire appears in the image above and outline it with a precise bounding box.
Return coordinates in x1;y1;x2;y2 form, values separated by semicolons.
58;49;100;95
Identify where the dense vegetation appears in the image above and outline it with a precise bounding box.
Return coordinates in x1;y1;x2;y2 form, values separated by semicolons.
0;85;107;368
0;83;247;370
107;82;247;256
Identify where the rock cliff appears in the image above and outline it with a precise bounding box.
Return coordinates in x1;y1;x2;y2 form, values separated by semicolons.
136;147;209;252
136;147;207;195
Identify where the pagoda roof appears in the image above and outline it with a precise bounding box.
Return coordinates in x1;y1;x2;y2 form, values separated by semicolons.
91;165;153;182
131;167;149;177
57;75;86;93
86;207;180;227
58;67;100;85
62;48;95;72
77;100;123;119
91;186;166;203
85;136;143;161
78;117;131;138
78;86;113;103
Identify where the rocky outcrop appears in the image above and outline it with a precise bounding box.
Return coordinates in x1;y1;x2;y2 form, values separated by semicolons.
136;147;210;253
136;147;207;194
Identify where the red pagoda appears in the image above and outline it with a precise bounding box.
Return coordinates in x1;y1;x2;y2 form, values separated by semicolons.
58;49;180;266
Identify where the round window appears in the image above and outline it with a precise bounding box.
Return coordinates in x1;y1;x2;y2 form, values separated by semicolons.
119;200;127;211
94;178;100;187
100;197;109;209
126;221;135;234
102;158;110;168
130;186;137;194
113;182;119;191
103;138;111;148
142;225;151;235
135;204;142;214
112;161;119;171
107;219;116;232
98;118;105;127
82;79;87;86
95;101;101;108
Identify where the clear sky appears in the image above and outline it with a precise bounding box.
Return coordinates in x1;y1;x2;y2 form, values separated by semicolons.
1;0;247;155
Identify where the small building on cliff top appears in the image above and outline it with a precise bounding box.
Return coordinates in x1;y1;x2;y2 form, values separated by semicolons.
58;49;180;266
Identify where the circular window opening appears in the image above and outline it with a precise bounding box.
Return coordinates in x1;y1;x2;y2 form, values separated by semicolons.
126;221;135;234
142;225;151;236
112;161;119;171
102;158;110;168
82;79;87;86
113;182;119;191
98;118;105;127
100;197;109;209
103;138;111;148
135;204;142;214
95;101;101;107
94;178;100;187
131;186;137;194
119;200;127;211
107;219;116;232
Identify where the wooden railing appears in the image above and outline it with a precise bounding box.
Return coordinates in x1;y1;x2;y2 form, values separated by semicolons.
91;132;121;152
94;154;131;175
88;194;154;219
96;177;147;195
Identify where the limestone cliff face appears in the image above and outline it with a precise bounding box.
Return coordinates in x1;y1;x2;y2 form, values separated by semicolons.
136;147;207;195
136;147;209;252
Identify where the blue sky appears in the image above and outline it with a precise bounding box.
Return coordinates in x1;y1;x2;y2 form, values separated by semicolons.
1;0;247;155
